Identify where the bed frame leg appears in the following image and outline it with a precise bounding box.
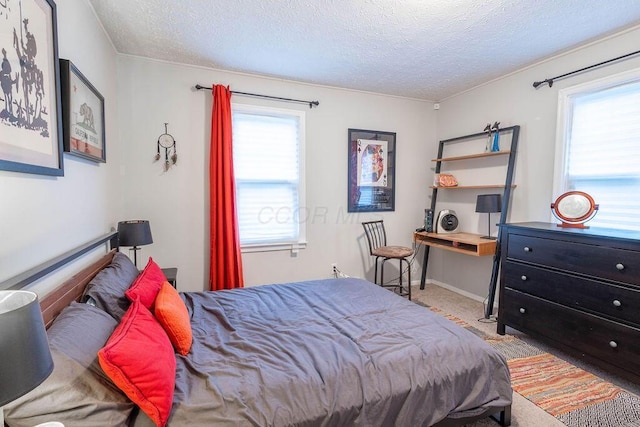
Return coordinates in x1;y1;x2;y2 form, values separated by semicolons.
490;405;511;426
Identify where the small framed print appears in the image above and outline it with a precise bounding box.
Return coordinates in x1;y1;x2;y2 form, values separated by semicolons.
348;128;396;212
59;59;105;162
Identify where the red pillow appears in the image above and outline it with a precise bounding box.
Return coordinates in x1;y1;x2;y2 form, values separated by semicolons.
98;299;176;427
125;257;166;309
154;282;193;355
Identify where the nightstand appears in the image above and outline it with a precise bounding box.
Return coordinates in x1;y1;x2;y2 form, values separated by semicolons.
161;268;178;289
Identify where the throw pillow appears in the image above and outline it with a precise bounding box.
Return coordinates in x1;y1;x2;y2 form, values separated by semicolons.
98;298;176;427
154;281;192;355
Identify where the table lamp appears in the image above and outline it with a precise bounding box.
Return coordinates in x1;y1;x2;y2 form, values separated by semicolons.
117;220;153;268
0;290;54;426
475;194;502;239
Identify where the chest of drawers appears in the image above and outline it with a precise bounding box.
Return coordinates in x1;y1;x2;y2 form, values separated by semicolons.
497;222;640;383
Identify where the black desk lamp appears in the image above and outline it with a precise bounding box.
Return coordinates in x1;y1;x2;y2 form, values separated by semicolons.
0;291;54;425
117;220;153;268
476;194;502;240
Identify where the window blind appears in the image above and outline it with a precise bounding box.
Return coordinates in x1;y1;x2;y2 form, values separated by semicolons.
565;79;640;230
232;109;302;245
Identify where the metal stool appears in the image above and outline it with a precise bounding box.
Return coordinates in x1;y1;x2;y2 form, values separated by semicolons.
362;220;413;300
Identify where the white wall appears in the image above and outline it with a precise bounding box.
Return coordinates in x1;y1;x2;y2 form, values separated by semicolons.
430;26;640;300
117;56;435;291
0;0;120;295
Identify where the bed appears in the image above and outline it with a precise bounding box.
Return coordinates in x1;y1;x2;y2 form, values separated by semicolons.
2;234;512;427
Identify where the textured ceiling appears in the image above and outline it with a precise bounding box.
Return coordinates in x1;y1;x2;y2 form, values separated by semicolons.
89;0;640;101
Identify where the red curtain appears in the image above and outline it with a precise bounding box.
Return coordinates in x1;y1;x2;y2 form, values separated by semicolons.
209;85;244;290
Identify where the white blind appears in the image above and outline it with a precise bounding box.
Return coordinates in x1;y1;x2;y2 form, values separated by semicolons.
232;108;301;245
564;79;640;230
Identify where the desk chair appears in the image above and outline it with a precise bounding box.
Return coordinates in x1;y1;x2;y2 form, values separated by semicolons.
362;220;413;300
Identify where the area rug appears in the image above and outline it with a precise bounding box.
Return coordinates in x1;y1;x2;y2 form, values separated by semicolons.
427;305;640;427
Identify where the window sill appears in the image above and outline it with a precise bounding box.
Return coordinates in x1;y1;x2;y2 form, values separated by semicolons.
241;241;307;254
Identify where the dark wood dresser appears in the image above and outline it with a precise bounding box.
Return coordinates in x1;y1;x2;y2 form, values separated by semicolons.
497;222;640;382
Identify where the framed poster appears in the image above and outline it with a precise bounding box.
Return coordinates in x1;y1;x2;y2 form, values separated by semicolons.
0;0;64;176
59;59;105;162
348;128;396;212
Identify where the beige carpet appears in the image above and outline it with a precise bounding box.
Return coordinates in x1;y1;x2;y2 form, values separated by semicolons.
411;283;640;427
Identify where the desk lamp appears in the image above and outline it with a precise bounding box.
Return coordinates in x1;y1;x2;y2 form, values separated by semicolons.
0;290;54;426
476;194;502;239
117;220;153;268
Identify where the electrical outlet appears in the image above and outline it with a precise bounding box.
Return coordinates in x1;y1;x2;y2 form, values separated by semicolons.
331;263;338;277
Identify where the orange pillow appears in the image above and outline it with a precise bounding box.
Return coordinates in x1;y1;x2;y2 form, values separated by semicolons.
125;257;167;309
154;282;193;355
98;299;176;427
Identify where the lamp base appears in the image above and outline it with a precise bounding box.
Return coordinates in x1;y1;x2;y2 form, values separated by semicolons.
481;236;497;240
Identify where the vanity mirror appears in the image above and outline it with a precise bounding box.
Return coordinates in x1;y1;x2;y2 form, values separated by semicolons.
551;191;599;228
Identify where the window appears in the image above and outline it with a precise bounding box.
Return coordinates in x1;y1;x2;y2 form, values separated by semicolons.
554;69;640;231
232;104;306;251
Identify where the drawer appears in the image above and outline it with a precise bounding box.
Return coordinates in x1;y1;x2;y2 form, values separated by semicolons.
503;261;640;326
506;233;640;286
501;289;640;375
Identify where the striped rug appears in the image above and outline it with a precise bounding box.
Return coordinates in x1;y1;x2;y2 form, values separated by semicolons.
428;306;640;427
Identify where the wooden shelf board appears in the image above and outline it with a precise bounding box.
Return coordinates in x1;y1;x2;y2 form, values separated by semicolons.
429;185;517;189
414;231;496;256
432;151;511;162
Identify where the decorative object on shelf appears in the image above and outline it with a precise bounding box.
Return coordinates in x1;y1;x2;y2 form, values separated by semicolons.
59;59;106;163
155;123;177;171
483;123;492;152
0;0;64;176
551;191;599;228
436;173;458;187
0;290;54;426
490;121;501;152
476;194;502;239
347;128;396;212
117;220;153;267
436;210;460;234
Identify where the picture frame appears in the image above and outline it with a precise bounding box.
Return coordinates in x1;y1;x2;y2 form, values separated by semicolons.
59;59;105;162
0;0;64;176
348;128;396;212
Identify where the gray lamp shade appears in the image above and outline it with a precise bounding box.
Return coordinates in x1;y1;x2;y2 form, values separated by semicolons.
117;220;153;247
475;194;502;213
0;290;54;406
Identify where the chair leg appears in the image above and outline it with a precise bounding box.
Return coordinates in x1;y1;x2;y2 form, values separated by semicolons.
374;257;379;285
407;258;411;301
398;258;403;291
381;258;386;287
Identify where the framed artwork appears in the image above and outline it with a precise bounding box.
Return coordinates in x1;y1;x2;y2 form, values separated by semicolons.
0;0;64;176
59;59;105;162
348;128;396;212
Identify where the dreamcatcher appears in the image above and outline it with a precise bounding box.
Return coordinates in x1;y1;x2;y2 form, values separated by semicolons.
155;123;177;171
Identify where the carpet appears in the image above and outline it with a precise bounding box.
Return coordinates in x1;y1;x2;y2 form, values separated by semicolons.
427;306;640;427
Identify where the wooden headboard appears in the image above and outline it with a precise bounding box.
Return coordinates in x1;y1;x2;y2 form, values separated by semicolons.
0;231;119;328
40;250;116;328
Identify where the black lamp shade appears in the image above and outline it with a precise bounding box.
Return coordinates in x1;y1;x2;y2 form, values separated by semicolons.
475;194;502;213
117;220;153;247
0;291;54;406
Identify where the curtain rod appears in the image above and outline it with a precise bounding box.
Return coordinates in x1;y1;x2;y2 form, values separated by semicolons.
533;48;640;89
195;84;319;108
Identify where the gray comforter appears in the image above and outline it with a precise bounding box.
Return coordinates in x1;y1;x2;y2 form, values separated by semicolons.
164;278;511;426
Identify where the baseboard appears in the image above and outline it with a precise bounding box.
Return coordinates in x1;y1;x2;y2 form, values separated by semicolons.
413;279;498;309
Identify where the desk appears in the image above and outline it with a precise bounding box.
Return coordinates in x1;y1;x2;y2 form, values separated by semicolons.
414;231;496;289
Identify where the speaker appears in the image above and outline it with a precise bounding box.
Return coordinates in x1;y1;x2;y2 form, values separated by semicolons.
424;209;434;232
436;210;460;234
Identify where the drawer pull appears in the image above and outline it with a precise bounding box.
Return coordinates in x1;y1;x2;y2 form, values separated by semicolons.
523;247;531;252
613;300;622;307
609;341;618;348
521;275;527;281
616;263;625;271
519;308;526;314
